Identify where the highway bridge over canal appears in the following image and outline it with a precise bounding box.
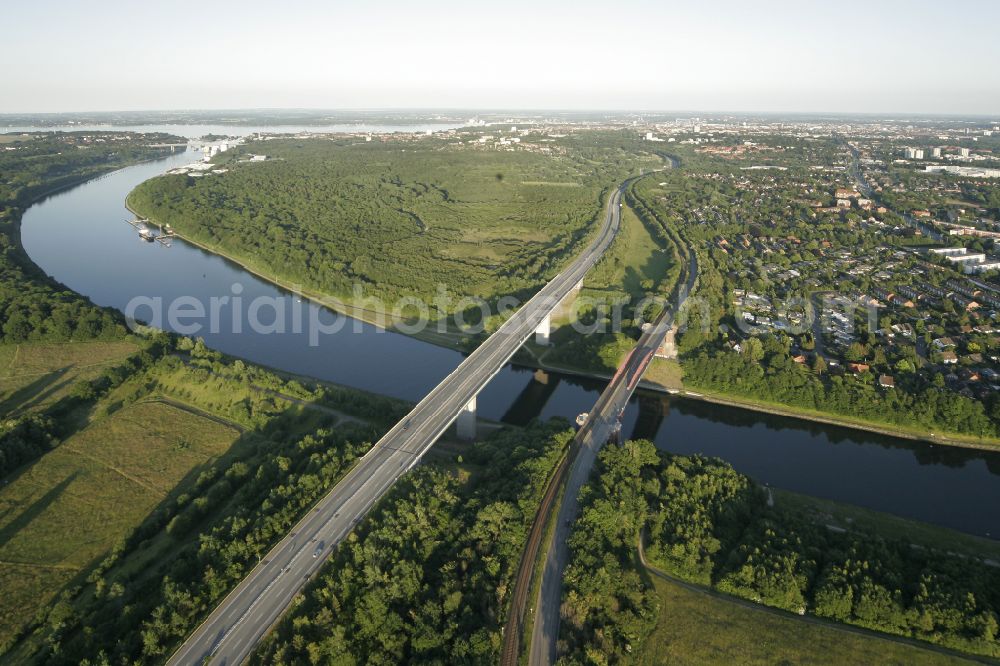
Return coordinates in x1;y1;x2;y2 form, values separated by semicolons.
168;182;629;666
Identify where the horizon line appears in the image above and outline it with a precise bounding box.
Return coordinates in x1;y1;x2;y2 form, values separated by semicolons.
2;107;999;121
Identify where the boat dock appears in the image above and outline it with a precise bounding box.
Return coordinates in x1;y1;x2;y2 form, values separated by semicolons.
125;218;174;246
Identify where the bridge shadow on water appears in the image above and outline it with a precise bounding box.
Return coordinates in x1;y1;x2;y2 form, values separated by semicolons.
489;360;1000;483
630;393;669;441
500;369;562;426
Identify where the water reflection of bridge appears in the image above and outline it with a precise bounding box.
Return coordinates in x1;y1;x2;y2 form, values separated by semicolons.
501;369;562;425
500;367;674;441
630;393;670;441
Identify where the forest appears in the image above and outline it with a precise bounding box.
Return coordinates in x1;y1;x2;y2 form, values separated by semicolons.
0;132;179;344
127;134;652;321
560;440;1000;663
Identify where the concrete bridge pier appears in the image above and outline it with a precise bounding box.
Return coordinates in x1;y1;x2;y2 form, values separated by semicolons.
655;324;678;359
554;278;585;320
534;314;551;345
456;396;478;440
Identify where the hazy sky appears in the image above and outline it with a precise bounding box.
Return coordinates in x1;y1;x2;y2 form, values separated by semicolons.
3;0;999;115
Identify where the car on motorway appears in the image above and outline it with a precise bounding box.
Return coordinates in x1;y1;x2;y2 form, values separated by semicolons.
313;541;324;558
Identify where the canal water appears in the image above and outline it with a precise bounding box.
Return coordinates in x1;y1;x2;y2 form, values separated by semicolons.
16;125;1000;538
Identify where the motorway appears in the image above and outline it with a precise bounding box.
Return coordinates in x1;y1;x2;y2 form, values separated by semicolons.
167;183;627;665
528;251;698;666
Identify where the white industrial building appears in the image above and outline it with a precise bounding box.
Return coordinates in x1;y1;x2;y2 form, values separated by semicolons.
925;165;1000;178
967;261;1000;274
930;247;1000;274
946;253;988;264
929;247;969;256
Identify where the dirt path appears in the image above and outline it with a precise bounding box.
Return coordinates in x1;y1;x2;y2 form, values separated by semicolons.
4;345;19;376
64;447;165;497
140;396;248;433
0;558;81;572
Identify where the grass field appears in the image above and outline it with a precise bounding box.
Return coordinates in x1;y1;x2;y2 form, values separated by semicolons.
0;341;138;417
634;574;971;665
543;203;675;372
642;358;683;391
0;400;241;646
0;135;35;145
0;346;16;374
585;203;671;301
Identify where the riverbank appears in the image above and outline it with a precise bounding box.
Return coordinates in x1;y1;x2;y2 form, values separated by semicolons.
774;487;1000;556
125;206;1000;453
508;349;1000;452
125;185;1000;455
679;385;1000;452
10;161;174;283
124;199;483;351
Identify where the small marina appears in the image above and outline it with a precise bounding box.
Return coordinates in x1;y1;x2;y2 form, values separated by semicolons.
125;217;173;246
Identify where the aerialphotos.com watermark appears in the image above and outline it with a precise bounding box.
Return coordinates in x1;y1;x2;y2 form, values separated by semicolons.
123;282;876;347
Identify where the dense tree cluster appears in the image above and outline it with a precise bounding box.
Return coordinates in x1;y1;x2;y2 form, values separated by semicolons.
683;347;997;437
0;132;178;343
562;440;1000;662
644;454;761;586
0;414;55;478
559;441;662;663
127;137;637;313
253;422;574;665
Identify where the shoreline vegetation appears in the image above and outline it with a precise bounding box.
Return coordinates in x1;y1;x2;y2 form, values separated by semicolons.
559;441;1000;663
0;134;187;350
129;200;1000;452
123;201;473;348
